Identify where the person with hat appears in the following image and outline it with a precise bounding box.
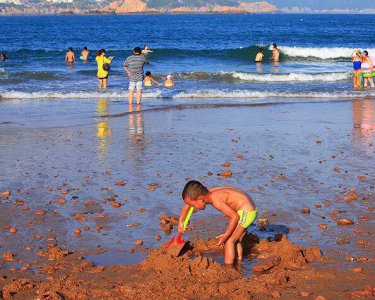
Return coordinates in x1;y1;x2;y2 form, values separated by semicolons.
351;49;362;89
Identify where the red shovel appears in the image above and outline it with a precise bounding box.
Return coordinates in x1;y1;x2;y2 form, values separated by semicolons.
168;206;194;248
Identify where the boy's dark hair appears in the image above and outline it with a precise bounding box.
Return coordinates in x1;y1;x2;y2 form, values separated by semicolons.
182;180;208;201
68;47;73;51
145;71;151;76
134;47;142;54
259;48;263;53
363;50;369;56
273;43;277;48
83;46;87;50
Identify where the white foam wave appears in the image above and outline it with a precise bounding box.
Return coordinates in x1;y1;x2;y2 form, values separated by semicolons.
174;89;375;99
230;72;350;82
1;89;374;100
279;46;375;59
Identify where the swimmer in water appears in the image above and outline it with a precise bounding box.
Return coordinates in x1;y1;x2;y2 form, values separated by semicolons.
0;52;6;61
270;43;279;62
255;48;264;63
164;74;174;88
65;47;75;63
81;47;90;61
142;45;153;56
361;50;374;88
143;71;160;87
351;49;362;89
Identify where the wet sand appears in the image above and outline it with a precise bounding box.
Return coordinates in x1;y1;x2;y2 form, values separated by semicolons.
0;98;374;299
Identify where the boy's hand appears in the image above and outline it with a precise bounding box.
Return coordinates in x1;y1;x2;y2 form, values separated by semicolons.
216;233;228;246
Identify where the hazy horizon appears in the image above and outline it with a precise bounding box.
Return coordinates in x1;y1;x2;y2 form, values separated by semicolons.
267;0;374;10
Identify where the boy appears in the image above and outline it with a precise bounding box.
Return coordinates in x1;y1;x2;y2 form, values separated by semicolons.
144;71;160;87
178;180;257;264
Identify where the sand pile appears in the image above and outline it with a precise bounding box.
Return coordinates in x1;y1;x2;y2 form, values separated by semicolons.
0;234;324;299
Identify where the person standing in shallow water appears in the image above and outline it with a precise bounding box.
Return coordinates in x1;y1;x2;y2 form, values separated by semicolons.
270;43;280;62
96;49;113;90
123;47;149;105
81;47;90;61
65;47;75;63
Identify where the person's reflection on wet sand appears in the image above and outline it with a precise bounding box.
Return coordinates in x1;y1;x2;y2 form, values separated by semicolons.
128;104;144;143
353;99;375;131
96;98;112;163
352;99;375;148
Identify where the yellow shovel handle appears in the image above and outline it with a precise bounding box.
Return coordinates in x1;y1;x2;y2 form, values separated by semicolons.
183;206;194;230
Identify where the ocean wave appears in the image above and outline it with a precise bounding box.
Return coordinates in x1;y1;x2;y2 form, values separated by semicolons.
1;89;374;100
7;45;374;61
9;71;65;80
227;72;350;82
174;71;351;82
279;46;375;59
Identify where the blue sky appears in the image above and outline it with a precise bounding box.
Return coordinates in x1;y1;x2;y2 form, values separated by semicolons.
267;0;374;10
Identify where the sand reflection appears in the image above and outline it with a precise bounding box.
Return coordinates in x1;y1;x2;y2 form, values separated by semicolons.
96;98;112;163
128;104;144;141
353;99;375;130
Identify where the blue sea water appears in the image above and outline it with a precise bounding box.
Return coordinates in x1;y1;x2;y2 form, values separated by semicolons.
0;14;375;102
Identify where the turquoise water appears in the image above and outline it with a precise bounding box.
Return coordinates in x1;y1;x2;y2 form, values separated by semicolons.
0;14;375;102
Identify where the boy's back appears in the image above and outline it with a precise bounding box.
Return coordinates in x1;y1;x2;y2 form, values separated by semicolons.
209;186;255;212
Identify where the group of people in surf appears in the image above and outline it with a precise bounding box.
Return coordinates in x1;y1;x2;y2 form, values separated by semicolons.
254;43;280;63
64;45;174;104
351;49;374;89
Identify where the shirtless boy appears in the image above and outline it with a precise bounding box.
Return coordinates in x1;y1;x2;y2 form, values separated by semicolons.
65;47;75;63
81;47;89;61
178;180;257;264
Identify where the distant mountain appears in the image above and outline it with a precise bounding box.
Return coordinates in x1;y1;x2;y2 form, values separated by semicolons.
0;0;278;14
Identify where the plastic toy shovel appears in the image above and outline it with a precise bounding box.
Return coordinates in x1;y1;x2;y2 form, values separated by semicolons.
168;206;194;250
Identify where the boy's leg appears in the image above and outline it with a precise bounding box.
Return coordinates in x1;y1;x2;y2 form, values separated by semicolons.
98;78;102;89
225;226;246;264
236;231;246;261
103;78;107;90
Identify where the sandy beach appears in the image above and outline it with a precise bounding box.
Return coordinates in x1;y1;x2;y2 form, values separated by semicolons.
0;97;374;299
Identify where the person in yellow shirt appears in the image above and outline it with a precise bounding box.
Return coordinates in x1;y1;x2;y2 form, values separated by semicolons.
96;49;113;90
143;71;160;87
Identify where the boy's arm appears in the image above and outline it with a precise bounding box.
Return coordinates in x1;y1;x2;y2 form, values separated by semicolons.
151;78;160;85
178;203;191;233
214;202;239;245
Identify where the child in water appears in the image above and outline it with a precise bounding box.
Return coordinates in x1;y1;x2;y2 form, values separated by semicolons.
143;71;160;87
178;180;257;265
164;74;174;88
255;48;264;62
351;49;362;89
65;47;75;63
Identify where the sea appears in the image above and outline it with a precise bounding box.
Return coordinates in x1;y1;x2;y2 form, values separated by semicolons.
0;14;375;105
